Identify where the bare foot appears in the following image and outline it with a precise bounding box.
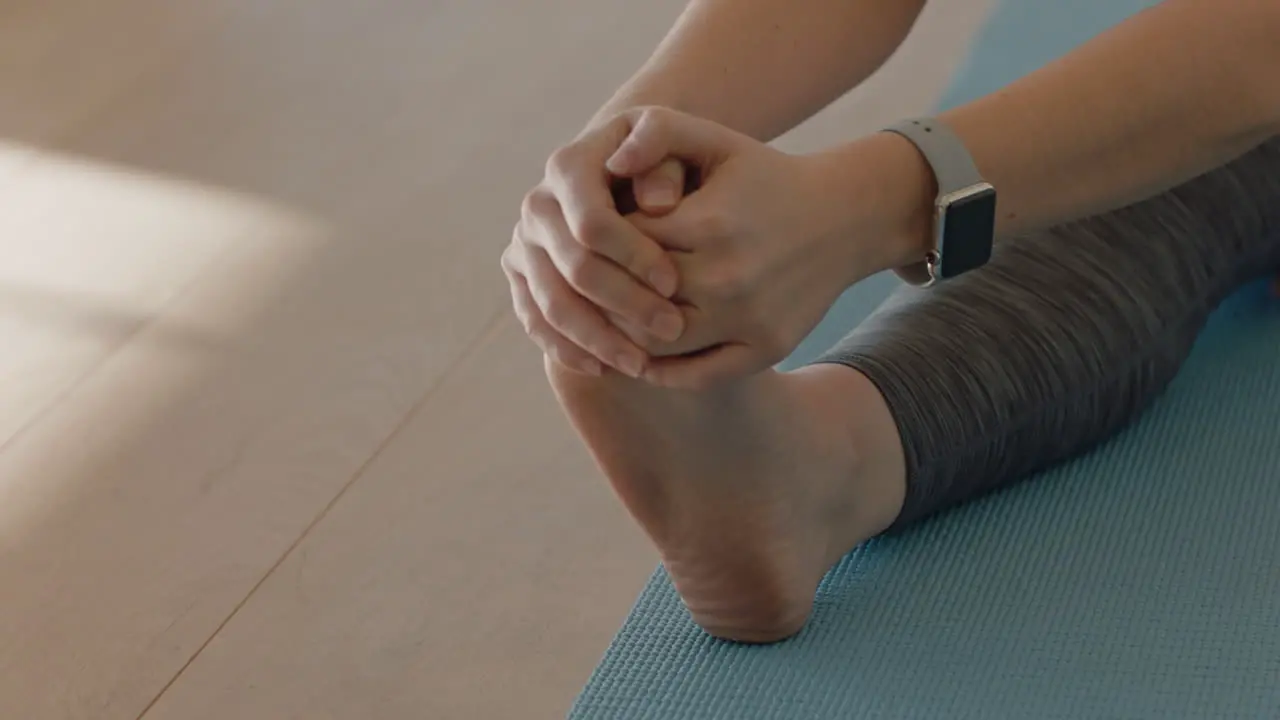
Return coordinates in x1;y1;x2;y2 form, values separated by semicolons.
547;360;906;643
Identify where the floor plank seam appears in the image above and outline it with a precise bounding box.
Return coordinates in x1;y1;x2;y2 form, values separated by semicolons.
0;242;240;465
132;302;511;719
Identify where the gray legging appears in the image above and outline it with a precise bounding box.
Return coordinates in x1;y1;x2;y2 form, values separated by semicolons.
816;136;1280;529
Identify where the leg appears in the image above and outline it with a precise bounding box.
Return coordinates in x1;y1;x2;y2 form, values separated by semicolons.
549;137;1280;643
823;136;1280;527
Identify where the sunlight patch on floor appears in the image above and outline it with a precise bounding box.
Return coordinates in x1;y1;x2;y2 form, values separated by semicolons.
0;140;325;542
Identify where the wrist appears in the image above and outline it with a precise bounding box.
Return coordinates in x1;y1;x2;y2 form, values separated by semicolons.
586;85;692;134
806;131;937;286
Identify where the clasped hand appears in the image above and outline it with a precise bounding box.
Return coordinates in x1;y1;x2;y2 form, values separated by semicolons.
501;107;874;389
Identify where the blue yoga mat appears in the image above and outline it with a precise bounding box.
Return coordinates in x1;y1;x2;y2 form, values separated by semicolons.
571;2;1280;718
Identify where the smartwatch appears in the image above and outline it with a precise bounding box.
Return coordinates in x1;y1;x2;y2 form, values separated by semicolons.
884;118;997;287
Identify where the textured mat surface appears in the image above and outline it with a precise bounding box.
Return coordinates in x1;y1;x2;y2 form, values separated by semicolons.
571;2;1280;718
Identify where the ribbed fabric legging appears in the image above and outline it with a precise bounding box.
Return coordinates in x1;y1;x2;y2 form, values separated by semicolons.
815;136;1280;528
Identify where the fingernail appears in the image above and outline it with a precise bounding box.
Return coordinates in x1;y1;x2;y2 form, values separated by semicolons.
615;353;643;379
606;143;634;174
648;267;677;297
642;184;677;209
649;311;683;342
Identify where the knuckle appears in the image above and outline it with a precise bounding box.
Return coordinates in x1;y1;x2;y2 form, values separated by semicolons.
544;145;578;180
636;106;670;132
519;189;537;218
533;328;571;359
520;187;551;221
545;343;573;369
575;210;614;251
541;296;576;331
500;241;521;274
610;244;643;275
560;251;597;291
540;335;570;363
608;313;662;352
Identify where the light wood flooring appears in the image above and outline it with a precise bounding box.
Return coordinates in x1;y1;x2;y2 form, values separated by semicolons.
1;2;989;717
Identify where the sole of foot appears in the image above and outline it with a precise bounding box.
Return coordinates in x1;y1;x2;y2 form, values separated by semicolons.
547;360;905;644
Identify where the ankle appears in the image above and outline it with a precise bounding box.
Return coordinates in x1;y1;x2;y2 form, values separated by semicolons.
785;365;907;559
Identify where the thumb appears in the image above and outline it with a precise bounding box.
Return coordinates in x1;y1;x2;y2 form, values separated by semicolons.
606;107;736;179
632;158;686;215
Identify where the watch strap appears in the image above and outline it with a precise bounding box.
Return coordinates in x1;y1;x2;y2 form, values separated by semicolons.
885;118;985;195
884;118;985;286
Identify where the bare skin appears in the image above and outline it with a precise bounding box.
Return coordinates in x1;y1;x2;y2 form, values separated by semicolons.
547;359;907;643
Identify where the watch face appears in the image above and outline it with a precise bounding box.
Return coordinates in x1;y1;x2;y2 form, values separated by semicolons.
938;185;996;279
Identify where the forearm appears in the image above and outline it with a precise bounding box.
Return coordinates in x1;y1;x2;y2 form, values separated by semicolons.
589;0;927;141
839;0;1280;273
947;0;1280;238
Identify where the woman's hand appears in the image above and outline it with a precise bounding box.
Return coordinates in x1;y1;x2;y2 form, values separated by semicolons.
606;107;925;389
501;116;692;378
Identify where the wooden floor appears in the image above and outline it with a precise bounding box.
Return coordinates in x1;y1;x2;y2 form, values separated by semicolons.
1;2;989;717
